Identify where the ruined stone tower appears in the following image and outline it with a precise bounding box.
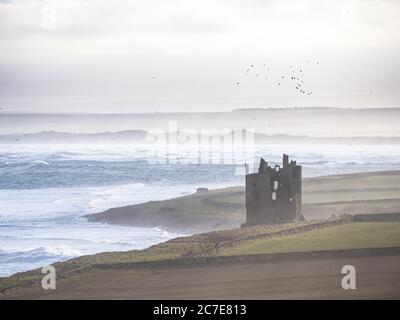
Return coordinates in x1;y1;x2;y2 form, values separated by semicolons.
244;154;302;226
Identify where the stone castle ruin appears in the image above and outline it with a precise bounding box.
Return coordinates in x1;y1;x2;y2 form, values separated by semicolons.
244;154;302;226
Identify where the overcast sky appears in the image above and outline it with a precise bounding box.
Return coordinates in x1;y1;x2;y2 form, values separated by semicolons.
0;0;399;112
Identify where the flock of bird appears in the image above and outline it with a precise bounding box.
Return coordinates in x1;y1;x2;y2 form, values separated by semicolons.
236;61;320;96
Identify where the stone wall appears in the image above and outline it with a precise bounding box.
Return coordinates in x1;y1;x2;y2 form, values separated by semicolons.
353;212;400;222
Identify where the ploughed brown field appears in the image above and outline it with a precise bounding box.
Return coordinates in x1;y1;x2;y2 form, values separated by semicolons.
3;255;400;299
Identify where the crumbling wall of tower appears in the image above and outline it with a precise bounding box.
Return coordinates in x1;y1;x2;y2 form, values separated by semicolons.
244;154;302;226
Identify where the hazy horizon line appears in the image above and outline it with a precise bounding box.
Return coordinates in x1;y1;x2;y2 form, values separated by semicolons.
2;106;400;115
2;129;400;140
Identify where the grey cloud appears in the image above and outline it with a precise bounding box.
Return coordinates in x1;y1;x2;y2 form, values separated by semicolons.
0;0;399;112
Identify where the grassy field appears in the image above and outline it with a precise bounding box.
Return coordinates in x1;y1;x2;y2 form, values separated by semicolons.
220;222;400;256
86;171;400;230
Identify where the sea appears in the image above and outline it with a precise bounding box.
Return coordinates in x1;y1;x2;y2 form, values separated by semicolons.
1;143;400;277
